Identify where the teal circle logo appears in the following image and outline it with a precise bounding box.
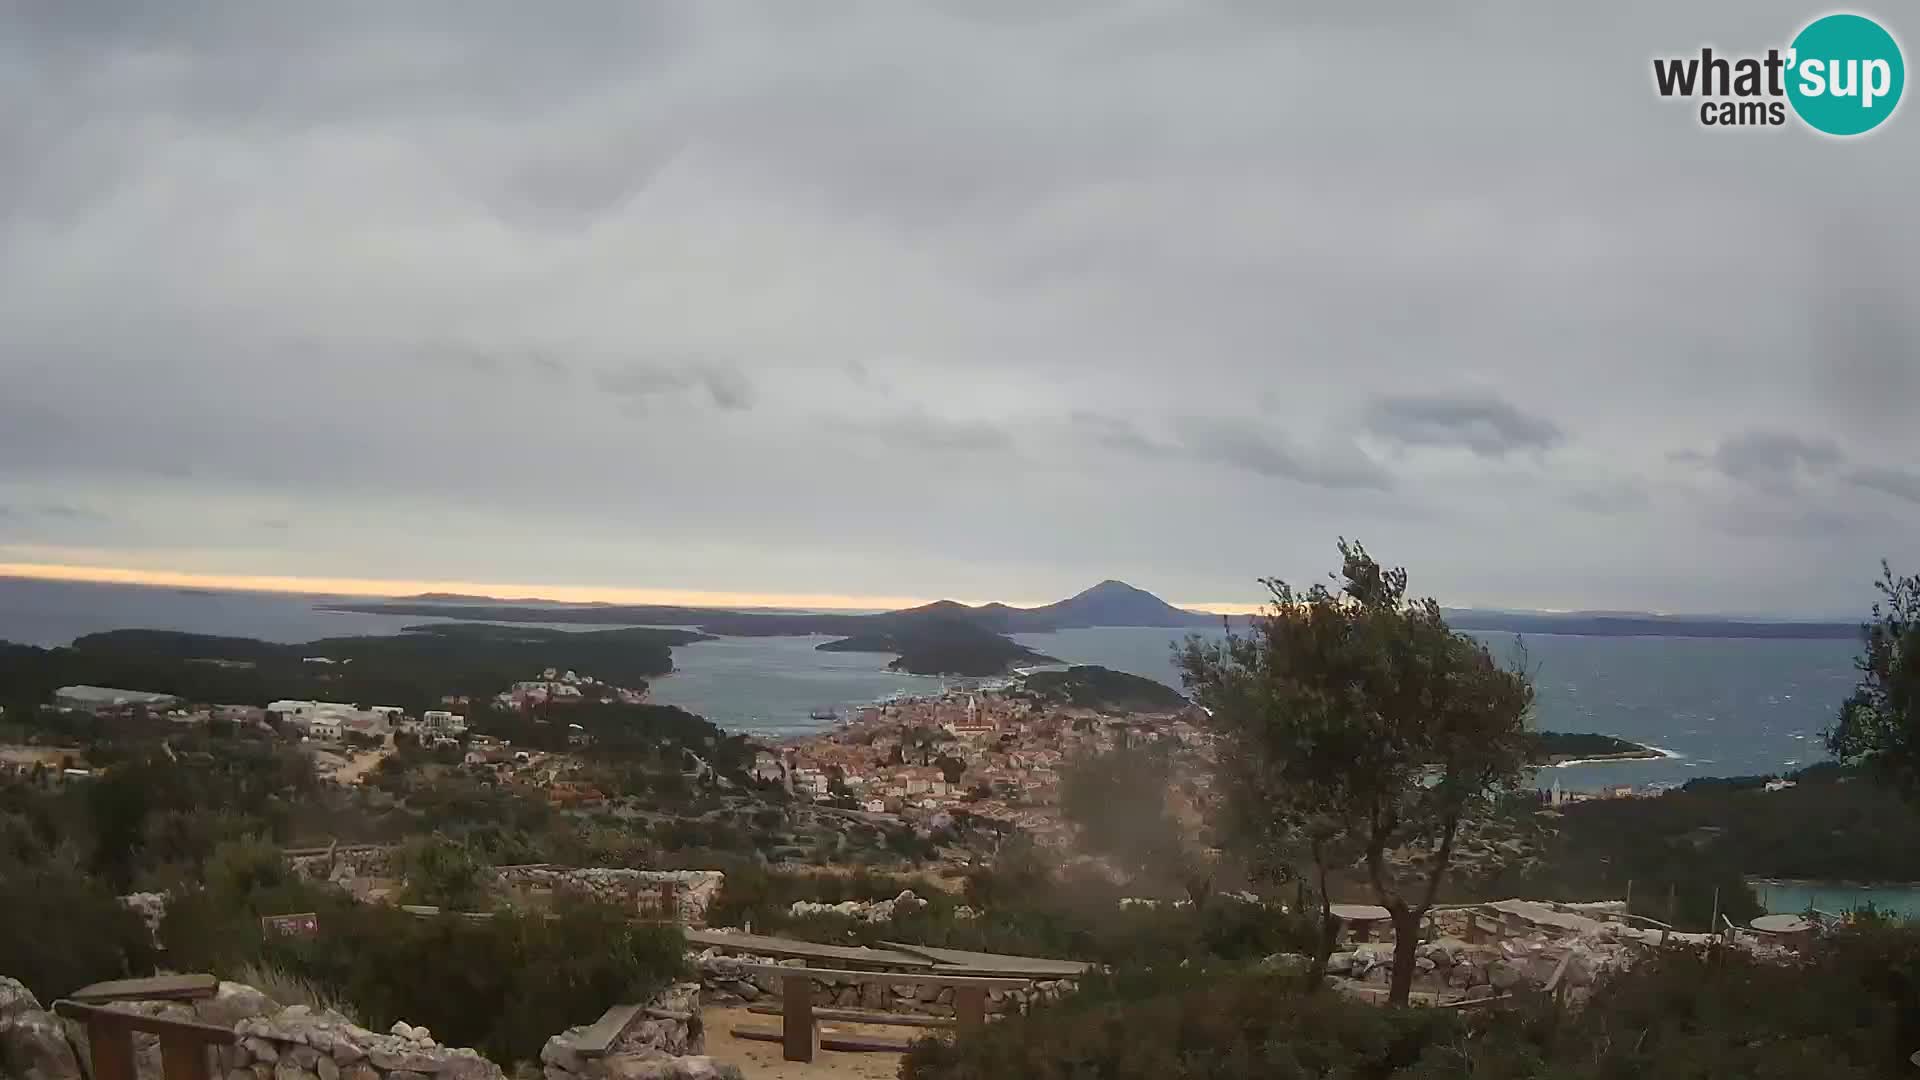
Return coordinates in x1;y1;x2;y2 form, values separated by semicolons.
1787;13;1904;135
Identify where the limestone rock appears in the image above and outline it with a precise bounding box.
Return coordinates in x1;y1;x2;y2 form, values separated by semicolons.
0;1008;83;1080
316;1056;340;1080
197;983;281;1029
0;977;42;1019
273;1062;319;1080
1487;961;1522;990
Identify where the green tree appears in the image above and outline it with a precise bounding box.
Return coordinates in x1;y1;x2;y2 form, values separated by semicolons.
1178;540;1534;1006
397;834;492;911
1826;562;1920;800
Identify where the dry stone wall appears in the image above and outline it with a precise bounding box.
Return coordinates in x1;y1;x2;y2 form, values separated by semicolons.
493;867;724;927
691;949;1075;1016
539;984;739;1080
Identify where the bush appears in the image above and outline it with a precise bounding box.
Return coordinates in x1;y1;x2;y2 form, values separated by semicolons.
258;896;685;1065
0;858;157;1002
902;971;1485;1079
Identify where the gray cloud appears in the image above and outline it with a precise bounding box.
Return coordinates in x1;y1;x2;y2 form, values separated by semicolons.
1365;392;1564;458
1851;466;1920;506
0;1;1917;613
594;363;755;412
843;411;1013;454
1566;482;1651;515
1173;417;1392;491
1679;430;1846;493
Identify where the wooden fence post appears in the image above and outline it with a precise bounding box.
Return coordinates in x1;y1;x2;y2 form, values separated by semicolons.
781;973;814;1063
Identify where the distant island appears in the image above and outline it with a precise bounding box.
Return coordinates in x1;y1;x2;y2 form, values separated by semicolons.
325;582;1860;642
1530;731;1666;765
817;619;1058;677
1018;665;1189;712
322;579;1220;634
0;623;709;715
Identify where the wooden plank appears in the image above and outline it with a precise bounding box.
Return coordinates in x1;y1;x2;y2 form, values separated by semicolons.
82;1013;138;1080
953;986;986;1032
878;942;1091;978
740;964;1030;990
686;929;933;969
746;1004;957;1029
52;1001;236;1043
567;1003;645;1057
783;969;814;1063
731;1026;784;1044
821;1033;914;1053
70;975;219;1004
158;1028;212;1080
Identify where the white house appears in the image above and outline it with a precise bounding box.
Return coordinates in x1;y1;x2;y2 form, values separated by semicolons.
422;710;467;735
308;717;343;741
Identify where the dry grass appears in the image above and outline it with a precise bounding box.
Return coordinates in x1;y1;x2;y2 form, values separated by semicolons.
233;962;363;1026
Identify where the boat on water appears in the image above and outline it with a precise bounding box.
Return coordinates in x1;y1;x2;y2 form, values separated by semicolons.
809;708;837;721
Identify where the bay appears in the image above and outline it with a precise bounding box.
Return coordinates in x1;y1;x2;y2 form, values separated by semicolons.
0;578;1865;789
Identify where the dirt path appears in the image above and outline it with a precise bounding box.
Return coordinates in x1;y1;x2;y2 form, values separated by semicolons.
330;737;394;785
702;1006;921;1080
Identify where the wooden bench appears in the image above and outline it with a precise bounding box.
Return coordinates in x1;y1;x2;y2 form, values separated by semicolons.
54;999;235;1080
730;964;1031;1063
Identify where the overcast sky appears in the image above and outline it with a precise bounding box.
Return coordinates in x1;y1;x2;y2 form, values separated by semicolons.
2;1;1916;615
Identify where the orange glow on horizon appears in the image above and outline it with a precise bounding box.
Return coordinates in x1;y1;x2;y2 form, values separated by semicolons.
0;561;1253;615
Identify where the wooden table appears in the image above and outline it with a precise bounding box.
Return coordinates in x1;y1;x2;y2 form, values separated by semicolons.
1329;904;1393;942
1751;913;1816;949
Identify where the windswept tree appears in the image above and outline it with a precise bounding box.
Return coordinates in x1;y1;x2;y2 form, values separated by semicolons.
1178;540;1534;1005
1826;562;1920;799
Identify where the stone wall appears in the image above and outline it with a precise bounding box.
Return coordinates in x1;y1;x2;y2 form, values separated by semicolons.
786;889;928;923
0;976;730;1080
691;949;1074;1017
539;984;740;1080
493;868;724;928
286;845;395;885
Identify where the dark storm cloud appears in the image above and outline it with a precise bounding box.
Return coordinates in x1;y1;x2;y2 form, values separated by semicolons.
1;0;1918;613
1364;392;1565;458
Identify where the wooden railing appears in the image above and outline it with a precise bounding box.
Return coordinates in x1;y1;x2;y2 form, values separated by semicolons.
53;1000;235;1080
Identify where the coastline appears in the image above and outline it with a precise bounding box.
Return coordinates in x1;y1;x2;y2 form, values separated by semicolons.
1541;744;1682;768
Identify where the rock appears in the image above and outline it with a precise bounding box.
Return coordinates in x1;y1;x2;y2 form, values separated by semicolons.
1325;953;1355;976
340;1066;379;1080
1257;953;1311;974
1415;957;1436;973
388;1071;430;1080
603;1056;676;1080
390;1022;415;1039
287;1045;321;1070
329;1041;366;1066
544;1068;572;1080
316;1056;339;1080
197;983;281;1029
246;1038;282;1063
0;977;42;1019
1487;961;1522;990
1461;984;1496;1002
541;1035;587;1073
0;1008;83;1080
273;1063;319;1080
368;1047;445;1073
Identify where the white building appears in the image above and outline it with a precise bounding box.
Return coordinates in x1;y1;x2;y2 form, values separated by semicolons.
422;710;467;735
308;717;343;741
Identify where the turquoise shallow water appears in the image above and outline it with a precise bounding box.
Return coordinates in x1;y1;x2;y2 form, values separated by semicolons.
1749;880;1920;918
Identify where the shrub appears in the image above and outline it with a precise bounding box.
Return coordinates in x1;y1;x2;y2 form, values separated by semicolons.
0;858;156;1002
901;971;1484;1080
